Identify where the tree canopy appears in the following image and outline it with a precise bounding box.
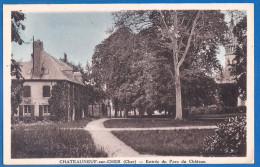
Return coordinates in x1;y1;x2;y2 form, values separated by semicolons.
231;16;247;100
11;11;26;45
11;11;26;119
92;10;228;118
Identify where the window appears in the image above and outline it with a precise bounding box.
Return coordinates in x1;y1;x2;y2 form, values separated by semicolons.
43;86;50;97
23;86;31;97
24;105;31;113
43;105;50;113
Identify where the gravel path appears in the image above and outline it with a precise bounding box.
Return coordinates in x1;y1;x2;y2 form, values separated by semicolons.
84;118;217;157
85;118;141;157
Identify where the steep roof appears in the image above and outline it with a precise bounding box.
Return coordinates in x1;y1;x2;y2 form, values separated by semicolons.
18;51;84;85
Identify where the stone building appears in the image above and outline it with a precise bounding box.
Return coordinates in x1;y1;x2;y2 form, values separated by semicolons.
13;40;86;121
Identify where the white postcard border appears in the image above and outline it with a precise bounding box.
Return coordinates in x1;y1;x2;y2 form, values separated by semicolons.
3;3;254;165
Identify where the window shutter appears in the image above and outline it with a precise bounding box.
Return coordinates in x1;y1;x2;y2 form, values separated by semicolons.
39;105;43;117
31;105;35;117
19;105;23;116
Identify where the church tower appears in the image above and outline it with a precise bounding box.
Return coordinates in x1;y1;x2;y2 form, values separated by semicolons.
219;13;246;107
223;14;238;83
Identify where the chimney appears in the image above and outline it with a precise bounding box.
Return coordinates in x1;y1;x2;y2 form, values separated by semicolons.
64;53;67;63
32;40;44;78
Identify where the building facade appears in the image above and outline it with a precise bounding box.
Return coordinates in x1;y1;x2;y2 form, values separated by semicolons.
13;40;86;121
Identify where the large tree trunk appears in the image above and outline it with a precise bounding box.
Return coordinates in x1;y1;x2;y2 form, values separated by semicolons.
92;103;94;116
115;107;118;118
125;109;128;118
175;66;182;120
159;10;200;120
114;98;118;118
173;12;183;120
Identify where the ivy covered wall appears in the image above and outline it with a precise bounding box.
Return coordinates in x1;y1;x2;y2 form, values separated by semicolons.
49;81;92;121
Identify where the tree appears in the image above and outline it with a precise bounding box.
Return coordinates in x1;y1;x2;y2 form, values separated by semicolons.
11;11;26;120
11;11;26;45
231;16;247;100
60;54;84;75
60;54;106;115
92;27;136;117
11;80;23;119
11;11;26;78
11;57;24;118
182;71;218;107
112;10;227;119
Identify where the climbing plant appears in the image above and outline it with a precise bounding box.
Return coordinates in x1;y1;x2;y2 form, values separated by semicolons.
49;82;70;121
49;82;93;121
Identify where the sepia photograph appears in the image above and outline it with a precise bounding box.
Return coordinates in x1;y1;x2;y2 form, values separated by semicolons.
3;3;254;165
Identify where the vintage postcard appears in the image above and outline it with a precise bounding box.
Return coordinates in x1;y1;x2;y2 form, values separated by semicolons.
3;3;254;165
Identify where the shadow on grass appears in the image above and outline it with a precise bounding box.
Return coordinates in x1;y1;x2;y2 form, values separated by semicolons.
104;118;221;128
12;124;107;158
113;129;215;156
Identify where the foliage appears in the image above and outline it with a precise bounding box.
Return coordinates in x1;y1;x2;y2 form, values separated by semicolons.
12;127;107;158
182;72;218;107
11;80;23;119
188;106;246;115
11;58;24;120
218;83;238;107
203;116;246;156
112;10;227;119
48;82;69;120
11;59;23;120
11;11;25;79
49;82;93;121
11;11;26;45
60;54;85;75
92;11;227;118
60;54;106;104
11;58;23;80
231;16;247;100
11;11;25;120
92;27;137;115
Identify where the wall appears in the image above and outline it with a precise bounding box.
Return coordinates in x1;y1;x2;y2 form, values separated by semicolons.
17;81;56;117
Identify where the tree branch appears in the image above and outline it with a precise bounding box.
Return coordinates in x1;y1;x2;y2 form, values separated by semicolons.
159;10;171;37
178;11;201;67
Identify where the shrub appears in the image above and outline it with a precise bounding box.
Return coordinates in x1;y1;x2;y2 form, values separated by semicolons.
188;106;246;115
202;116;246;156
218;83;238;107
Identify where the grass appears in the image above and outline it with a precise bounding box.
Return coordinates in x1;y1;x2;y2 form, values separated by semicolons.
104;118;222;128
12;118;92;130
11;119;107;158
112;129;215;156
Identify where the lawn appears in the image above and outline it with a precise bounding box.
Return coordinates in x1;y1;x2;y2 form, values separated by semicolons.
112;129;215;156
104;118;222;128
12;118;92;130
11;119;107;158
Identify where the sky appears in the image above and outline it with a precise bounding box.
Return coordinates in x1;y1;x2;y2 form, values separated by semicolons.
12;11;230;67
12;12;114;66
